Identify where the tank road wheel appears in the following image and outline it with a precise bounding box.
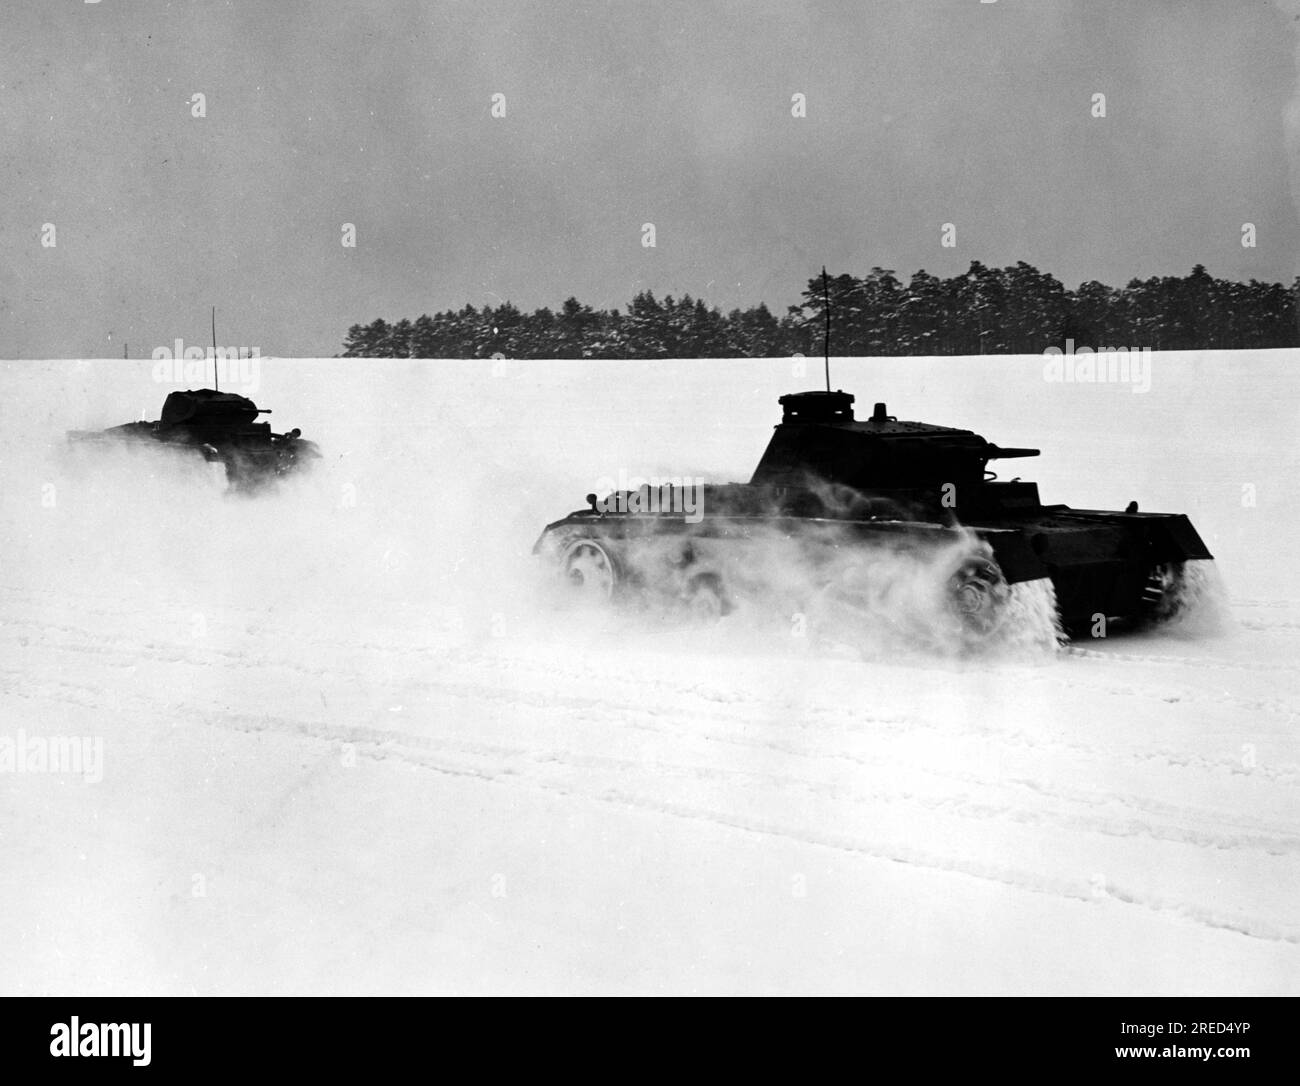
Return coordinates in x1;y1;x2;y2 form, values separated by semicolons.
947;556;1010;637
1139;560;1218;628
1140;562;1180;620
561;538;618;602
682;572;731;623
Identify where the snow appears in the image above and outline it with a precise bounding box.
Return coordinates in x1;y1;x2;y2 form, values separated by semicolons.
1;352;1297;995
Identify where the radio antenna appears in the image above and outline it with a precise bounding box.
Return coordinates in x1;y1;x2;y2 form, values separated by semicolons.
211;306;219;391
821;266;831;392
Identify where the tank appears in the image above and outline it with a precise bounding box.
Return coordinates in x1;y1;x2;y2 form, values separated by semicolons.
67;388;320;492
533;389;1215;648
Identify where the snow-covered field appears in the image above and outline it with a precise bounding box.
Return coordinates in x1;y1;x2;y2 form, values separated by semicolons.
1;352;1297;995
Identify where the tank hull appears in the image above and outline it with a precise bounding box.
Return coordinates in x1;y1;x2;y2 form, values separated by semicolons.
534;488;1214;638
67;389;320;492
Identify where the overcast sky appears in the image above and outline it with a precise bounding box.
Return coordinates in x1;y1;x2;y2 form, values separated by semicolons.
2;0;1298;357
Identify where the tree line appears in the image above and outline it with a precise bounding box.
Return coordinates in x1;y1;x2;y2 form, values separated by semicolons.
339;262;1300;358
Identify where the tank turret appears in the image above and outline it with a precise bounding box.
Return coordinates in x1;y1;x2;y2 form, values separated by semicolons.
158;389;267;432
751;390;1039;492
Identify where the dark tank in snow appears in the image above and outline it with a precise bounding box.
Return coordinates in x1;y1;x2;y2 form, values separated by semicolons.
533;389;1215;648
67;388;320;492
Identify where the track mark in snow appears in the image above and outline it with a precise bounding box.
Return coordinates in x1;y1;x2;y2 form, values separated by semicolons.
174;703;1300;948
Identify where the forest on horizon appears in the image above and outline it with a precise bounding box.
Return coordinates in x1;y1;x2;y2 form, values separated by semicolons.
339;262;1300;359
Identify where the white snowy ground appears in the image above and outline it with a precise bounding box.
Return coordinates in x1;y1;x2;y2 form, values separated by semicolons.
0;352;1297;995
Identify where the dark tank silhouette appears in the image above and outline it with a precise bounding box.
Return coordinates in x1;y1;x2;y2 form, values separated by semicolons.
68;388;320;492
533;388;1215;646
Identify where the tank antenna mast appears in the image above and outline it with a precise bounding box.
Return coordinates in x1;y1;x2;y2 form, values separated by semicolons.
211;305;219;391
822;266;831;392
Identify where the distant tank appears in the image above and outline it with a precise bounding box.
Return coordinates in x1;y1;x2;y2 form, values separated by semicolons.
533;389;1215;647
68;387;320;492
